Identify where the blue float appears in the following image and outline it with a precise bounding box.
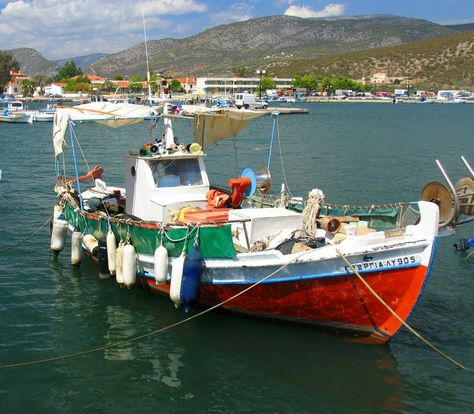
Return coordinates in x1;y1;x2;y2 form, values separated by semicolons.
180;244;204;312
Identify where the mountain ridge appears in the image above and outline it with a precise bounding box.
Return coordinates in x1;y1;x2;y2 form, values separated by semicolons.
5;14;472;90
91;14;456;77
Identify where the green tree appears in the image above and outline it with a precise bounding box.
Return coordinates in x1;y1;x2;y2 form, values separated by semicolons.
320;76;334;95
129;75;143;93
21;79;35;97
0;50;20;90
33;74;49;95
112;73;124;80
55;60;82;81
64;76;91;92
293;74;317;91
169;78;181;93
256;76;276;95
292;75;302;88
232;67;246;77
100;80;115;92
149;73;159;95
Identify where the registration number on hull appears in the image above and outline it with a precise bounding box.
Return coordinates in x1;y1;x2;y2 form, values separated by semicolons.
343;255;419;273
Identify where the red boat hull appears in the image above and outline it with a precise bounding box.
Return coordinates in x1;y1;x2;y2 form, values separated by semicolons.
139;265;429;343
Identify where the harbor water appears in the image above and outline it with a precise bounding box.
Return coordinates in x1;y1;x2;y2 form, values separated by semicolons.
0;102;473;413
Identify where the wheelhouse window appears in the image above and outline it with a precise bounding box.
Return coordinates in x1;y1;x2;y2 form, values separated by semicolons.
150;158;203;188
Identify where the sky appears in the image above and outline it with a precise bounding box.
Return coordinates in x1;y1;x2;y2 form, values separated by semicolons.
0;0;473;60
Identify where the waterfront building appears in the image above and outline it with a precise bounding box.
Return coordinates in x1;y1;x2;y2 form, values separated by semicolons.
195;76;293;96
44;82;66;97
3;71;31;97
71;74;107;91
175;77;197;94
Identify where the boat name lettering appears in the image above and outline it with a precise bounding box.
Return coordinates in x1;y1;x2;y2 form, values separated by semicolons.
344;255;417;272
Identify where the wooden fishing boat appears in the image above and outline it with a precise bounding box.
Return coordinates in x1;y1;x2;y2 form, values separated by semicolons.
51;103;442;343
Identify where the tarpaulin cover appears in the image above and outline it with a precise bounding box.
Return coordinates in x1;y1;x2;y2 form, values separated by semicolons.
64;203;236;259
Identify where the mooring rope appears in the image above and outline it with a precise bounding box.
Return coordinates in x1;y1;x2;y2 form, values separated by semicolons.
336;249;471;371
0;217;51;254
0;250;311;369
465;249;474;261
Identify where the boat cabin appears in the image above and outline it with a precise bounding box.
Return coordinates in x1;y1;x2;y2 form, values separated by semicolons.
7;101;24;111
125;151;210;222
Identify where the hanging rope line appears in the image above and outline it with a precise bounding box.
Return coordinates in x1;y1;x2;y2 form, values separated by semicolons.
0;250;311;369
275;114;293;198
0;217;51;254
70;126;91;171
336;249;471;371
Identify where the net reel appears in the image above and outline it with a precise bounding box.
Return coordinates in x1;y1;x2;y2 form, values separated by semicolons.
421;156;474;227
240;167;272;196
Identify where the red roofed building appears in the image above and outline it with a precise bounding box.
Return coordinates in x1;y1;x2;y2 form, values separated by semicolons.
71;74;106;83
3;71;32;97
175;77;197;94
111;80;130;89
68;74;107;92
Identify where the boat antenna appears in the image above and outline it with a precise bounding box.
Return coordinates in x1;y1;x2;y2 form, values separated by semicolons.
142;11;153;106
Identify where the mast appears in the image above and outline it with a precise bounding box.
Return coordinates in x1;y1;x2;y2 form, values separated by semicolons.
142;12;153;106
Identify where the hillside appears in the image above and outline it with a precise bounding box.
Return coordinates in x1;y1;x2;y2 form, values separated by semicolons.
91;14;455;77
446;23;474;32
54;53;108;70
7;48;59;77
273;30;474;90
90;38;178;77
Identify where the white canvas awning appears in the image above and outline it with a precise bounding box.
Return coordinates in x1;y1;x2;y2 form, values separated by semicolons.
193;109;267;150
53;102;156;157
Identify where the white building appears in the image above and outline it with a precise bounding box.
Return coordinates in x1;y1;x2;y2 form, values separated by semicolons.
370;72;390;84
3;71;31;97
44;82;66;97
195;76;293;96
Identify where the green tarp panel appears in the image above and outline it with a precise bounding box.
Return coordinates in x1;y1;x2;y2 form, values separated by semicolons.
319;205;401;231
63;203;236;259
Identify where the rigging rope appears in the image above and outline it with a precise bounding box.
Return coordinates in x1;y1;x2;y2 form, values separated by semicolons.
336;249;471;371
275;115;293;198
71;126;91;171
0;217;51;254
0;250;311;369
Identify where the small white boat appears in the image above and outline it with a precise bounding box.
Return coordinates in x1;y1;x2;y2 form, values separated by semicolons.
0;108;32;123
32;112;55;122
443;98;466;104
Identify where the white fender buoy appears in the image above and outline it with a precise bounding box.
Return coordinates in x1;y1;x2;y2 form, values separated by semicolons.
106;230;117;275
50;214;68;253
154;244;168;284
53;204;63;219
122;244;137;288
71;230;83;266
115;242;124;285
170;252;185;307
82;234;98;256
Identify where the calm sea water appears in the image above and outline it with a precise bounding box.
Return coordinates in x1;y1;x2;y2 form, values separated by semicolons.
0;102;473;413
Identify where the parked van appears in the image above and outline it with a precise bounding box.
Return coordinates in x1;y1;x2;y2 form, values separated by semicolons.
235;93;268;109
